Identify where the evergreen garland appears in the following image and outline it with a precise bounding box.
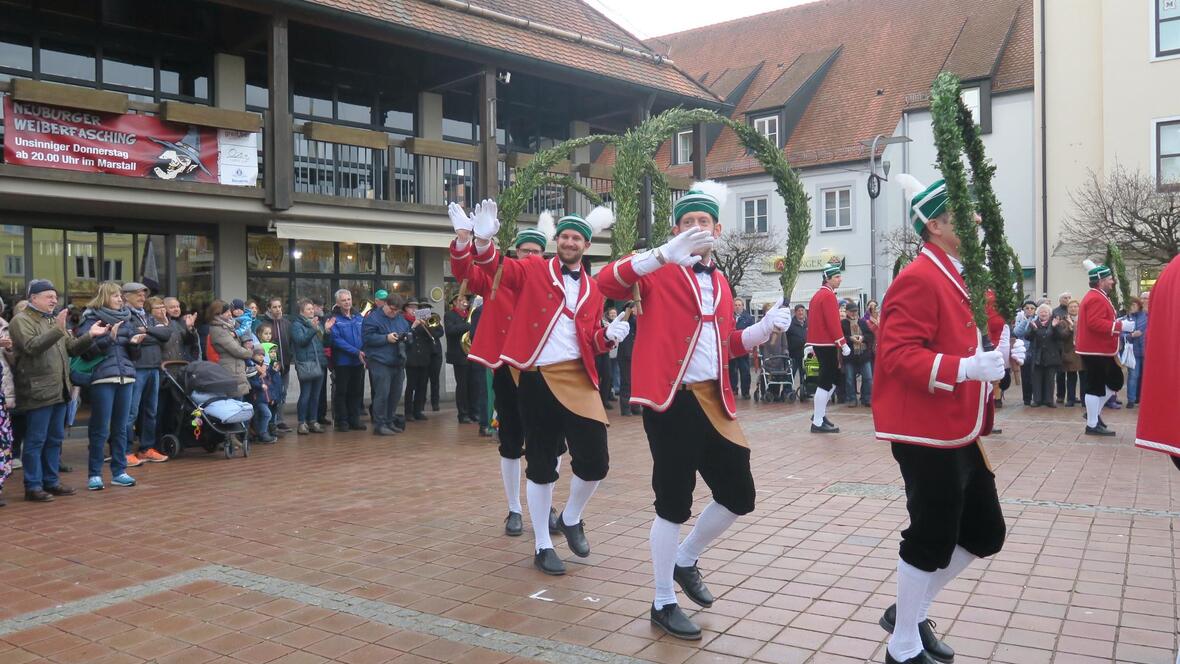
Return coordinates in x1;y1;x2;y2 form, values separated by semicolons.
930;72;991;333
611;107;812;298
958;98;1017;320
1105;242;1131;312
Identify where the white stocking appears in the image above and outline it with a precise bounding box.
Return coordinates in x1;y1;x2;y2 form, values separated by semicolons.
676;502;738;568
650;517;680;610
526;480;554;552
919;546;977;621
812;387;831;427
562;475;599;526
501;457;522;513
888;559;933;662
1085;394;1103;428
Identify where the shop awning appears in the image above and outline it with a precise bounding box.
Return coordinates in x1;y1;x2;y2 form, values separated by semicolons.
272;220;612;256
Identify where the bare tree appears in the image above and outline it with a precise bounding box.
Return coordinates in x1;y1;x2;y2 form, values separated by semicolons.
1060;166;1180;264
712;228;782;297
882;225;923;276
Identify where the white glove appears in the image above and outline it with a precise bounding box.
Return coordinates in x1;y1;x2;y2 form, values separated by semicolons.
960;349;1005;383
605;310;630;343
741;299;789;350
1121;319;1136;333
841;343;851;357
1010;339;1026;366
471;198;500;240
447;202;474;233
659;228;714;267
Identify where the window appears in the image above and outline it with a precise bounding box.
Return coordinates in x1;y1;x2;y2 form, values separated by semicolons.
960;83;992;133
753;114;779;147
742;197;768;234
1158;0;1180;58
961;87;981;124
675;130;693;165
821;187;852;231
1158;119;1180;189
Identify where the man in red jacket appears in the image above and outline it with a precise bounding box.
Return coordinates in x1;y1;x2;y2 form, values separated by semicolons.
448;202;561;539
598;182;791;640
873;177;1007;664
1076;259;1136;436
465;201;629;576
807;263;849;433
1134;254;1177;467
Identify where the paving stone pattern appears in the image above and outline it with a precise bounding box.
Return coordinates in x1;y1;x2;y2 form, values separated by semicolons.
0;400;1176;663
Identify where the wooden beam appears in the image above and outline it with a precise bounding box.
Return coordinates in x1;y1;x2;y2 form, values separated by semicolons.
162;102;262;133
478;67;499;199
666;175;694;190
692;121;707;181
267;14;293;211
303;122;389;150
403;138;480;162
575;163;613;181
11;79;128;115
507;152;571;173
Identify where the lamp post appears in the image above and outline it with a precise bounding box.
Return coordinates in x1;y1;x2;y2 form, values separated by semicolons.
860;134;911;299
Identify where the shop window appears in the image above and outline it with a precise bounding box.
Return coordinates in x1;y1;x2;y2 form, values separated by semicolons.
66;230;98;306
248;233;289;272
382;246;414;275
294;277;331;309
0;226;25;307
247;276;289;317
136;234;167;291
31;228;65;296
293;240;334;273
339;243;375;274
338;278;374;308
102;232;133;283
176;234;213;314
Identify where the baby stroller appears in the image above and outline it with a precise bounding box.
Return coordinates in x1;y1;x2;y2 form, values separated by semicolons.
159;360;252;459
754;346;794;402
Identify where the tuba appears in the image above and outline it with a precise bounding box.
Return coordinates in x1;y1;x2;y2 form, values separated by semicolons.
459;305;476;354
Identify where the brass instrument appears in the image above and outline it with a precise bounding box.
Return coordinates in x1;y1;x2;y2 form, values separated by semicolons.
459;305;476;354
425;312;443;330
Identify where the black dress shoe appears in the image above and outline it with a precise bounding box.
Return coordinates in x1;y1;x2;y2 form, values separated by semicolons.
1085;424;1116;436
880;604;954;663
548;507;561;535
533;548;566;575
885;650;939;664
44;485;76;496
558;512;591;557
811;421;840;433
649;603;701;640
505;511;523;536
823;417;836;426
673;563;714;608
25;490;53;502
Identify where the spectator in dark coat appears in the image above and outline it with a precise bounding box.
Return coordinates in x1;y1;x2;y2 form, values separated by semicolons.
466;299;491;434
841;302;874;407
255;298;293;431
403;302;440;421
363;294;410;435
123;282;173;463
1060;299;1084;406
616;304;638;416
1022;303;1067;408
443;295;478;424
786;305;808;401
728;299;755;399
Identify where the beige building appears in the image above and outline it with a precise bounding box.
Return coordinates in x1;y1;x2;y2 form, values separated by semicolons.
1037;0;1180;297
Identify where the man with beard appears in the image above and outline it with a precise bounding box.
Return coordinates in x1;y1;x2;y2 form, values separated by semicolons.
466;200;629;576
597;182;791;640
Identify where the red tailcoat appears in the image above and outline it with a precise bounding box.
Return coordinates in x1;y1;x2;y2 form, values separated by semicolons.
597;256;748;415
475;245;610;386
1136;255;1179;456
1075;288;1127;356
805;285;846;348
449;240;516;369
872;245;992;448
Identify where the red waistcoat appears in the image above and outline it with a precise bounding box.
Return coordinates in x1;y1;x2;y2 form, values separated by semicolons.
597;255;748;415
474;246;610;386
1136;255;1178;456
1075;288;1126;356
872;245;991;448
449;241;516;369
805;285;846;347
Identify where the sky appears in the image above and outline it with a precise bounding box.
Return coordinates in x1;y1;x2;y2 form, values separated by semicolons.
588;0;817;40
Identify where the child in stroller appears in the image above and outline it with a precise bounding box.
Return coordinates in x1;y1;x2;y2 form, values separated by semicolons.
159;360;254;459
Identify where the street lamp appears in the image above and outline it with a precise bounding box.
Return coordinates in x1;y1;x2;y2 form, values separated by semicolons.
860;134;911;300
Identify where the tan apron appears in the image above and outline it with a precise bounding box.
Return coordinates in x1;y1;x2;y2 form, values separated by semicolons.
684;381;748;448
512;360;609;426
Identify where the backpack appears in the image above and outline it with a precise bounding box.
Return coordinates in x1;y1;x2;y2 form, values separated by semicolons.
205;334;220;363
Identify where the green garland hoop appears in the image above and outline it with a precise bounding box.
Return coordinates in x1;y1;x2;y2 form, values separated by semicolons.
931;72;1006;332
612;107;811;300
1104;242;1131;312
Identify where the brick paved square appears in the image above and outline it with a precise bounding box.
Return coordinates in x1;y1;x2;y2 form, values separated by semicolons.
0;401;1176;663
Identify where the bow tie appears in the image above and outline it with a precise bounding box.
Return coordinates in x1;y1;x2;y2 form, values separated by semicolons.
561;265;582;281
692;262;716;275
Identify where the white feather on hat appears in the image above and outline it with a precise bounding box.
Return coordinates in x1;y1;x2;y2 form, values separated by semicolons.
1082;259;1098;272
536;210;557;243
895;174;926;201
585;205;616;234
691;179;730;210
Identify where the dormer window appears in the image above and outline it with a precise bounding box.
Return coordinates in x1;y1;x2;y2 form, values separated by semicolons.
959;81;992;134
753;114;779;147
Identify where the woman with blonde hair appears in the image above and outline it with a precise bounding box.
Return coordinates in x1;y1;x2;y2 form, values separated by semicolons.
77;281;146;491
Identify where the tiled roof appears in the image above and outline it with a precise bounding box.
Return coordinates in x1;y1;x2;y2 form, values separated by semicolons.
705;63;764;101
643;0;1033;175
745;46;841;114
298;0;719;104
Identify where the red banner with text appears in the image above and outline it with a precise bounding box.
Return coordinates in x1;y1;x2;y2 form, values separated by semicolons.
3;97;257;185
